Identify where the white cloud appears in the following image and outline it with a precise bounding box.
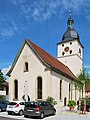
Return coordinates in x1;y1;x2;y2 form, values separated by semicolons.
88;71;90;75
62;0;84;10
1;66;11;76
8;0;26;6
0;27;16;42
85;65;90;69
1;29;14;38
0;15;19;41
5;0;90;23
32;8;41;21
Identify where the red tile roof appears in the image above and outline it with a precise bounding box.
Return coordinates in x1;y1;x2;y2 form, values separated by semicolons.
85;84;90;92
26;39;76;80
3;81;9;86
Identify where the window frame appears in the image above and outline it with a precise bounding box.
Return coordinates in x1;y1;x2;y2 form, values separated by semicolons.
37;77;42;99
24;62;29;72
60;80;62;100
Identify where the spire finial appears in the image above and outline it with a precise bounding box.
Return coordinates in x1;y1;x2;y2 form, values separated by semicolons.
67;10;74;29
69;9;72;18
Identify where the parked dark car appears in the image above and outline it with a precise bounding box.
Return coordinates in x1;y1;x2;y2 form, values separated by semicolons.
0;100;9;111
24;100;56;119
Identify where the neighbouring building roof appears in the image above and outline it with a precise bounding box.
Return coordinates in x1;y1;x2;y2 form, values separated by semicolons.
85;84;90;92
7;38;76;80
2;81;9;86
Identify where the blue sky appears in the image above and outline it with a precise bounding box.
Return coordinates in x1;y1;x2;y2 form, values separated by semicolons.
0;0;90;76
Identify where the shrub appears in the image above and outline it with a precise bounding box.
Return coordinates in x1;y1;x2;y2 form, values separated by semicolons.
67;100;76;107
86;98;90;105
46;96;57;106
0;95;4;100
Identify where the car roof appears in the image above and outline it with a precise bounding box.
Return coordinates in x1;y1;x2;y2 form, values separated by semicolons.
9;101;26;103
30;100;47;103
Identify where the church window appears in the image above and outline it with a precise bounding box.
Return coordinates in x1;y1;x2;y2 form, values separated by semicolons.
24;62;29;72
6;86;8;95
62;44;64;47
70;50;72;54
60;80;62;100
64;47;69;52
70;42;72;45
79;48;81;56
69;83;71;100
75;85;77;100
62;52;65;56
14;80;18;100
37;77;42;99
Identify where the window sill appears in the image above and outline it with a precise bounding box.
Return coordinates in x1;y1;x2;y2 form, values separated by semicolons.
24;70;29;72
59;100;63;102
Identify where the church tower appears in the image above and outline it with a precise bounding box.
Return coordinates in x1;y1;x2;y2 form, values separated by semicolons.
57;17;84;76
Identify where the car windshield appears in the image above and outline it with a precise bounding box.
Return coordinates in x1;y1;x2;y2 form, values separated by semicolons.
8;102;17;105
0;100;9;104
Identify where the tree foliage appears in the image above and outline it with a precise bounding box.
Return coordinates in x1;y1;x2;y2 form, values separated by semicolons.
77;69;90;84
75;69;90;91
0;70;5;87
46;96;57;106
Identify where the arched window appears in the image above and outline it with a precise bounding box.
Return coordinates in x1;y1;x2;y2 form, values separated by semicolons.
62;52;65;56
60;80;62;100
37;77;42;99
14;80;18;100
79;48;81;56
70;42;72;45
62;44;64;47
70;50;72;54
24;62;29;72
75;85;77;100
69;83;71;100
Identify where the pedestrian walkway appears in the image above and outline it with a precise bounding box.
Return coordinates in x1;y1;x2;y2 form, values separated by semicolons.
0;107;90;120
56;106;90;115
56;106;77;115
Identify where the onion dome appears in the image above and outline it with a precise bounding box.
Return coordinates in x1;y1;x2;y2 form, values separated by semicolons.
62;18;80;42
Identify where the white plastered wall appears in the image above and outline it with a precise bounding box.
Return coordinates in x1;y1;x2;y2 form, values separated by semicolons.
57;40;83;76
9;43;52;101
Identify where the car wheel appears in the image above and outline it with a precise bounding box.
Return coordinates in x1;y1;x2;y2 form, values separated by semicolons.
24;115;29;118
39;112;44;119
7;112;12;115
53;110;56;115
0;108;2;112
19;110;24;116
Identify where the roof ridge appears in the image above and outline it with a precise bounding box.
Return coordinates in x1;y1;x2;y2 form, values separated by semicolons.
26;38;67;67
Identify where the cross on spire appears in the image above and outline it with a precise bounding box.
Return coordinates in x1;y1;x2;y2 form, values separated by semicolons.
69;9;72;18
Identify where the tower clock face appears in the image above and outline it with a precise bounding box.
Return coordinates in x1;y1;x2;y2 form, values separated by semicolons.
64;47;69;52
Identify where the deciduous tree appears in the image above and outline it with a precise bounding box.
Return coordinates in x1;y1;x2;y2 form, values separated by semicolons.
0;70;5;87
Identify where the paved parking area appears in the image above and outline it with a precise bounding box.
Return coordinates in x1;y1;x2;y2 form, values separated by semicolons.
0;108;90;120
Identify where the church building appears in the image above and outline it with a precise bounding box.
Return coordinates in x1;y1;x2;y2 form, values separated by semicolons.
7;17;84;107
